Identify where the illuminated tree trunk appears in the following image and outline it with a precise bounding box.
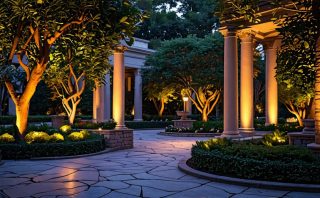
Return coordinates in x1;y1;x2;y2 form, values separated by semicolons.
202;108;208;122
15;101;29;138
315;35;320;144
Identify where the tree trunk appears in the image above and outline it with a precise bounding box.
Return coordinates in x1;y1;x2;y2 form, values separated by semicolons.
16;101;29;139
202;112;208;122
68;103;78;125
158;98;165;117
315;35;320;144
296;114;303;127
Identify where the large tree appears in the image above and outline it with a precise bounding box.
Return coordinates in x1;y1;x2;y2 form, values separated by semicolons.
0;0;143;137
145;34;223;121
44;28;111;124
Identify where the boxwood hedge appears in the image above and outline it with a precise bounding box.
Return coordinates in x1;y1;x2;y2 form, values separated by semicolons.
0;134;105;159
190;141;320;184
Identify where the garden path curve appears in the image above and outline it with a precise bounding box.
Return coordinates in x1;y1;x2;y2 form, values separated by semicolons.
0;130;319;198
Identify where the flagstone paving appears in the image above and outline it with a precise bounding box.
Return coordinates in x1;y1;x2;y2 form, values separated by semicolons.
0;129;320;198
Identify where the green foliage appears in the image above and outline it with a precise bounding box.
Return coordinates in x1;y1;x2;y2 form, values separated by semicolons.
262;129;288;146
190;141;320;183
135;0;219;47
0;133;15;143
192;121;223;133
72;121;116;130
49;133;64;142
125;121;173;129
25;131;50;144
60;125;73;133
68;131;86;141
195;138;232;150
0;134;105;159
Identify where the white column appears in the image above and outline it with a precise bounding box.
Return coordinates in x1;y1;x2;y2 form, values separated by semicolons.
113;46;127;129
134;69;143;121
239;32;254;134
93;81;105;123
222;29;240;138
264;39;281;126
104;73;111;121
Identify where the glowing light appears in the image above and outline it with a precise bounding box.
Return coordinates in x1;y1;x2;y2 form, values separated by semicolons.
183;96;189;102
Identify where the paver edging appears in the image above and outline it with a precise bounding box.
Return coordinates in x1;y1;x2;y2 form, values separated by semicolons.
178;158;320;192
158;132;219;137
29;147;124;160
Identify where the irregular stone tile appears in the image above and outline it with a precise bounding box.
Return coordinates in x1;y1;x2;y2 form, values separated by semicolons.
166;184;230;198
142;186;175;198
33;167;77;182
284;192;320;198
149;169;186;179
207;182;248;193
0;178;30;188
100;170;125;177
3;181;85;197
72;186;111;198
243;188;288;197
133;173;169;180
117;185;141;196
102;191;139;198
178;175;209;184
107;175;135;181
126;179;200;192
232;194;276;198
94;181;130;190
37;185;88;197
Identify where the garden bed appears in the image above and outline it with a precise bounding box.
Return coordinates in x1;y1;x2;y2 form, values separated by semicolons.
188;138;320;184
0;134;105;159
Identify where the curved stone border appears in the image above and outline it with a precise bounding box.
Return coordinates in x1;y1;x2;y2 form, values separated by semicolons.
158;132;220;137
30;147;121;160
178;158;320;192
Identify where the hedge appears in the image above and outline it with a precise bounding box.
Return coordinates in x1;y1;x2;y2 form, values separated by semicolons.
0;134;105;159
190;142;320;184
125;121;173;129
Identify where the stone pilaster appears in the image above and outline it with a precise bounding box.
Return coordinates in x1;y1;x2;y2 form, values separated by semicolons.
134;69;143;121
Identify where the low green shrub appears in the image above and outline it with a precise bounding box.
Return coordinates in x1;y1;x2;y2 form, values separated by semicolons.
190;139;320;183
49;133;64;142
125;121;173;129
0;134;105;159
262;130;288;146
68;132;85;141
0;133;15;143
72;121;116;130
192;121;223;133
25;131;50;144
60;125;72;133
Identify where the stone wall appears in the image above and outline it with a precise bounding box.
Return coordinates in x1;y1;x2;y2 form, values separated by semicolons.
288;132;315;146
92;129;133;150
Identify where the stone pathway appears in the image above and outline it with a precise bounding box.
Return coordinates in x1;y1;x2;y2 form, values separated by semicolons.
0;130;319;198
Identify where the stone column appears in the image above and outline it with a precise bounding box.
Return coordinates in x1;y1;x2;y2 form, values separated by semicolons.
264;38;281;126
221;29;240;138
113;46;127;129
186;99;192;115
104;73;111;121
239;32;255;134
134;69;143;121
93;81;105;123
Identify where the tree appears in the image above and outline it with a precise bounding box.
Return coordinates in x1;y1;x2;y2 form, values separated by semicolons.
279;84;313;126
44;29;111;124
143;82;176;117
145;34;223;121
0;0;144;137
135;0;219;48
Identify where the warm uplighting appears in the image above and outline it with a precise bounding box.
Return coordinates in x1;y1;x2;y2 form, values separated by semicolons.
183;96;189;102
60;125;72;133
183;96;189;112
286;117;298;123
98;127;102;131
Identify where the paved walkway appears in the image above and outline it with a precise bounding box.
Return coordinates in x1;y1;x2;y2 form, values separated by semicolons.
0;130;319;198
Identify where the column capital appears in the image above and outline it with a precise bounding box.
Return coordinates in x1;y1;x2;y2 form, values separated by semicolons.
262;37;282;50
237;30;255;42
219;27;237;37
114;45;127;53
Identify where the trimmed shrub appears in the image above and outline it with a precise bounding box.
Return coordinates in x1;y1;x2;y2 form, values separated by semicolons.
68;132;85;141
190;139;320;183
0;134;105;159
0;133;15;143
125;121;173;129
25;131;50;144
60;125;72;133
49;133;64;142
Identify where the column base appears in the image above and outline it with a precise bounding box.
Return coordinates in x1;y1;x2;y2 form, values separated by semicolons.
239;128;255;137
115;125;127;130
220;131;241;139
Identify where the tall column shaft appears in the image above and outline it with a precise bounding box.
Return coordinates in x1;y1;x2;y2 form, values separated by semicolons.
104;73;111;121
93;81;105;123
222;30;240;137
239;33;254;133
134;69;143;121
113;46;126;129
264;39;281;126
